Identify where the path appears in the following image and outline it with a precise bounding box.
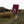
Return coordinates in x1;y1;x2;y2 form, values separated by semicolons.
4;19;17;24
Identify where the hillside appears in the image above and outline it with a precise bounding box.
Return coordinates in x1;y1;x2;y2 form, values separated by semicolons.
0;7;10;12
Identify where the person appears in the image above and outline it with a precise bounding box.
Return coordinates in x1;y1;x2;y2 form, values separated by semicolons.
15;10;18;21
13;8;18;21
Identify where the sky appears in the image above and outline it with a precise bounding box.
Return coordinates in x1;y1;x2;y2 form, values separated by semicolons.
0;0;24;10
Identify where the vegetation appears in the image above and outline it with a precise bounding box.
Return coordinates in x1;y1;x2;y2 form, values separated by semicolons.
0;12;13;18
0;7;10;12
0;7;24;24
0;10;24;24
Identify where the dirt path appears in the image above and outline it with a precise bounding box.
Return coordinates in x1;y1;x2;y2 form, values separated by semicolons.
4;19;17;24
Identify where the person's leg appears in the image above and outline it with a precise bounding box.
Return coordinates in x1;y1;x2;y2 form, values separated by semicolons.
15;14;18;21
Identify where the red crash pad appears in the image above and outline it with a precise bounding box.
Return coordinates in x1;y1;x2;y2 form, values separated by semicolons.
12;4;19;14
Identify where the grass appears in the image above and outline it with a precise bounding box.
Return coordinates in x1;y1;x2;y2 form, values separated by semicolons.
0;18;9;24
0;12;24;24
